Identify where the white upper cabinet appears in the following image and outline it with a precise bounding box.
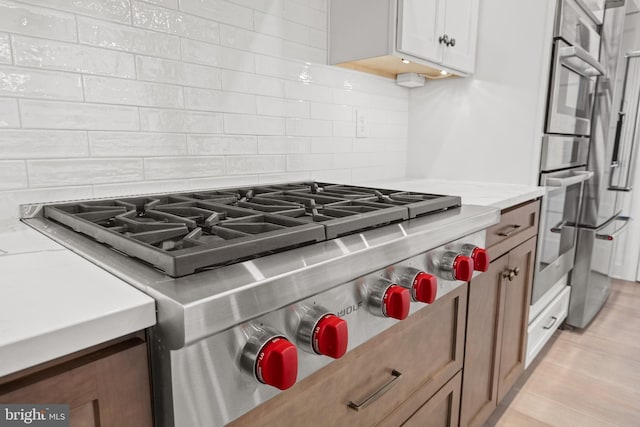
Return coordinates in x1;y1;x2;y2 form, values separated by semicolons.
329;0;480;79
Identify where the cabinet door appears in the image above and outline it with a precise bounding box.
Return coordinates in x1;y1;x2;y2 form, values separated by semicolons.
397;0;445;63
400;371;461;427
497;237;536;402
442;0;479;73
460;254;509;427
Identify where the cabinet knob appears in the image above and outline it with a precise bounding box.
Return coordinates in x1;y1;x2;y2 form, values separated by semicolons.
503;267;520;282
513;267;520;277
439;34;450;45
448;37;456;47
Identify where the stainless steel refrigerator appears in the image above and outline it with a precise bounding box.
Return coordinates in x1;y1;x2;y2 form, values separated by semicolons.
567;0;635;328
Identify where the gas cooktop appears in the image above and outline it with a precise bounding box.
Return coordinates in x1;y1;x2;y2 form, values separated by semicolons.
42;182;461;277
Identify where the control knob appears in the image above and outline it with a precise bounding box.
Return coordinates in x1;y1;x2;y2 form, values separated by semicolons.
437;251;474;282
239;326;298;390
460;244;490;272
367;279;411;320
297;306;348;359
394;266;438;304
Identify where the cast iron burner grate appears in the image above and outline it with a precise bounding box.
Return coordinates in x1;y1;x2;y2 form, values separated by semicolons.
43;182;461;277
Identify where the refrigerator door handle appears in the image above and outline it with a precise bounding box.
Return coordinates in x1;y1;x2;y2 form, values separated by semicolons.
595;216;632;240
610;111;625;169
545;171;594;187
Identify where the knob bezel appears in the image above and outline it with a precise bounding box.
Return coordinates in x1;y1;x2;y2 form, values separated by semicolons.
239;326;295;387
296;305;332;355
438;251;473;281
395;266;438;304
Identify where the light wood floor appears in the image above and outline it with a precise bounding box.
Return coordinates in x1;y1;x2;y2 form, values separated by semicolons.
486;279;640;427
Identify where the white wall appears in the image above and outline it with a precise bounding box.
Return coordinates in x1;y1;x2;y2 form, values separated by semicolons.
406;0;556;185
0;0;409;220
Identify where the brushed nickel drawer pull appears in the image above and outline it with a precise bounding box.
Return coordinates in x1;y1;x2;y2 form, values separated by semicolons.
543;316;558;330
347;369;402;411
498;224;521;237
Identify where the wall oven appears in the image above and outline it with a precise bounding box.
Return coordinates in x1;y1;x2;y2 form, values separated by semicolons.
546;0;604;136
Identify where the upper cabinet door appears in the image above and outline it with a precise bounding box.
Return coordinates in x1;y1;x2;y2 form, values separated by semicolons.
442;0;479;73
397;0;445;64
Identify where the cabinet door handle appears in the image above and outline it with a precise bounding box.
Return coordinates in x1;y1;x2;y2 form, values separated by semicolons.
439;34;450;45
543;316;558;330
498;224;521;237
347;369;402;411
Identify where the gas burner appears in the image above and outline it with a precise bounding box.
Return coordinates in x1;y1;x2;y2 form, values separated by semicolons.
42;182;461;277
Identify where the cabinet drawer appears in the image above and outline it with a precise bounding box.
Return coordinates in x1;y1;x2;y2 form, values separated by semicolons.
379;370;462;427
526;286;570;367
486;200;540;259
229;285;467;427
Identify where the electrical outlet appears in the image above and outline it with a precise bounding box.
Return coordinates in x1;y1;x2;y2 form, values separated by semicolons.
356;109;369;138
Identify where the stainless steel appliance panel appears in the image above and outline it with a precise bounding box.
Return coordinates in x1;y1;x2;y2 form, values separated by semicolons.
578;0;606;25
546;39;601;135
540;135;590;171
579;1;627;227
556;0;601;56
567;216;630;327
533;168;592;304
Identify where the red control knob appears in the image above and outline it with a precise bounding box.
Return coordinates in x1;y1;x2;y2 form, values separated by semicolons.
383;285;411;320
453;255;474;282
412;272;438;304
313;314;348;359
256;337;298;390
470;247;489;272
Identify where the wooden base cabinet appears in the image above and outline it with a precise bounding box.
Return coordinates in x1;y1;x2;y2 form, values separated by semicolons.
229;285;468;427
0;336;153;427
460;237;537;427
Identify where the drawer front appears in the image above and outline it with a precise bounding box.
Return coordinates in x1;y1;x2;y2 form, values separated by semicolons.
526;285;570;367
229;284;467;427
486;200;540;259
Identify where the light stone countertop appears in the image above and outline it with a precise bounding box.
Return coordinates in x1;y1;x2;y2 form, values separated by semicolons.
0;220;156;378
357;178;545;210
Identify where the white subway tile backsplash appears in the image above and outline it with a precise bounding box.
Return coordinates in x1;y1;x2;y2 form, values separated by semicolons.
0;160;28;189
257;96;309;118
132;1;220;44
310;103;353;121
283;41;326;64
187;135;257;155
17;0;132;23
141;0;178;9
136;56;221;89
255;54;311;81
0;66;83;101
0;1;77;42
181;38;254;72
310;137;352;153
0;33;11;64
84;75;184;108
13;35;136;78
224;114;285;135
283;1;326;31
221;69;284;97
229;0;283;16
0;0;408;216
89;132;187;156
254;11;309;44
286;118;331;136
332;121;355;137
140;108;223;133
0;98;19;127
0;130;88;159
179;0;254;30
258;136;309;154
285;81;331;103
20;100;140;130
0;185;93;220
93;179;189;198
184;87;256;114
220;25;283;57
144;156;225;179
28;158;144;187
78;17;181;59
286;153;331;171
226;155;286;174
259;171;309;183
